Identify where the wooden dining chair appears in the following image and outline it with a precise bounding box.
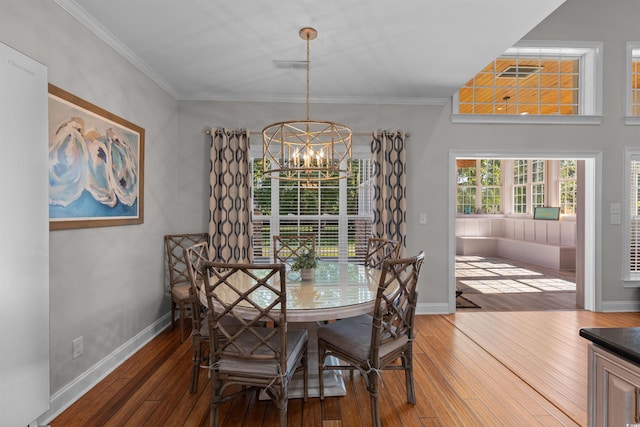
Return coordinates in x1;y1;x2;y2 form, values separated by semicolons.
273;234;316;264
183;242;212;394
364;237;401;269
164;233;209;342
317;251;424;427
202;261;308;427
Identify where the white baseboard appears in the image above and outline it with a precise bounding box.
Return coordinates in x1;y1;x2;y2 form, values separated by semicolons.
416;302;450;315
37;313;171;425
600;300;640;312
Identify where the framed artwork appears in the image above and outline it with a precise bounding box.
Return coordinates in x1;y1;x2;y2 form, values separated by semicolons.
48;84;144;230
533;207;561;220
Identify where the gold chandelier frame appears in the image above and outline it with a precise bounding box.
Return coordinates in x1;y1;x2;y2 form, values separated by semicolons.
262;27;352;182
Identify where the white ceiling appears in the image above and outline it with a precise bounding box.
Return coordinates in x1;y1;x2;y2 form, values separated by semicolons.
55;0;565;105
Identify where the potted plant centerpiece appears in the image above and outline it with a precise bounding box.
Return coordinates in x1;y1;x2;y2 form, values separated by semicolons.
291;249;318;281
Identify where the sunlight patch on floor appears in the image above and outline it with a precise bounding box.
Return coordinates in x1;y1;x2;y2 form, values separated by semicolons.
456;255;576;294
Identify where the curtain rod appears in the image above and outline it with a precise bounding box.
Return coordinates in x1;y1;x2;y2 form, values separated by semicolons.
205;129;409;138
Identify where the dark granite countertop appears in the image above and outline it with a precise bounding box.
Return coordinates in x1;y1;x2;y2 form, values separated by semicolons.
580;327;640;366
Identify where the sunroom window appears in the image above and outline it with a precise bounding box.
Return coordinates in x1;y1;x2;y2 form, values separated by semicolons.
452;41;603;124
457;159;502;214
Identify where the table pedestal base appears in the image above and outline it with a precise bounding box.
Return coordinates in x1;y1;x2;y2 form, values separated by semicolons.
261;322;346;399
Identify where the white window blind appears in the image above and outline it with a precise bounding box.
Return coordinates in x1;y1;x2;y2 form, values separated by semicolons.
252;158;373;264
628;154;640;277
624;148;640;283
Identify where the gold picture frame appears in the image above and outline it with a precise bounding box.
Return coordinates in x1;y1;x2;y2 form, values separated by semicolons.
48;84;144;230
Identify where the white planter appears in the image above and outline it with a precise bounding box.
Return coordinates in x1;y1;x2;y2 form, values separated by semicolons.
300;268;315;281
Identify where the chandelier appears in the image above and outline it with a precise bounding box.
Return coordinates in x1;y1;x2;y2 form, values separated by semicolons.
262;27;352;182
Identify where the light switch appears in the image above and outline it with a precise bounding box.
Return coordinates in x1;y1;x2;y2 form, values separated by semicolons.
419;213;427;225
610;203;621;214
611;213;621;225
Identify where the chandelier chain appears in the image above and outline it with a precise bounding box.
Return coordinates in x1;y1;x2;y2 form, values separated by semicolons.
305;31;311;122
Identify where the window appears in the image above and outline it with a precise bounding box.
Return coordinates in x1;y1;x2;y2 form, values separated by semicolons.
625;42;640;123
457;159;501;214
456;159;576;216
559;160;577;214
624;148;640;282
531;160;546;209
513;160;527;214
252;158;373;264
452;41;603;124
512;160;546;215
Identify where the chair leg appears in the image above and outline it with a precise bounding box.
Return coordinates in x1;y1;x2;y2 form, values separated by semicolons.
318;343;325;400
210;377;222;427
303;347;308;403
171;300;176;328
178;303;186;342
190;340;201;394
368;371;381;427
279;390;288;427
405;353;416;404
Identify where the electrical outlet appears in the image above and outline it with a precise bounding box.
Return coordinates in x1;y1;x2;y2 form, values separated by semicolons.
73;336;83;359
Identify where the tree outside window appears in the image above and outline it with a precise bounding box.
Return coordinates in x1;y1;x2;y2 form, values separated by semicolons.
457;160;501;214
559;160;577;214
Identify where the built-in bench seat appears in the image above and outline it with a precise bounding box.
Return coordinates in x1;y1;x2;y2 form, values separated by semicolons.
456;236;575;270
456;217;576;271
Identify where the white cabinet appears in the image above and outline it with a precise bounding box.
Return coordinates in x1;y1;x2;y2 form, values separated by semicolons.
0;42;49;427
588;343;640;426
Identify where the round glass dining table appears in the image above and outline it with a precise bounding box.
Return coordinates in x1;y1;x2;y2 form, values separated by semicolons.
200;260;387;322
280;260;384;322
201;260;389;398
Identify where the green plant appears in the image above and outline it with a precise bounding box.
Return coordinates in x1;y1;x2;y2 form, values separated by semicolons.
291;249;318;271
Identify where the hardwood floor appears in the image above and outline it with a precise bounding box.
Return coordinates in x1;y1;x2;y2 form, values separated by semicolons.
50;311;640;426
456;255;579;311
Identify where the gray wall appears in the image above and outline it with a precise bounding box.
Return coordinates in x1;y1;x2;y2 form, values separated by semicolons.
2;0;640;421
0;0;196;406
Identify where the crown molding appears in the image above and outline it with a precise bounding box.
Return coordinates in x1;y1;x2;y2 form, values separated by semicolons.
54;0;180;98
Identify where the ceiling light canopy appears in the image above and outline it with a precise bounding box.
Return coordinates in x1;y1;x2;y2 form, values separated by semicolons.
262;27;352;182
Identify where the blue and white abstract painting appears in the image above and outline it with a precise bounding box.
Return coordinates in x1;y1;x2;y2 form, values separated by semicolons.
48;90;142;226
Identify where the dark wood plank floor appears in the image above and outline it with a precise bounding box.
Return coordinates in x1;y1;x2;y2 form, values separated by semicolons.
50;311;640;426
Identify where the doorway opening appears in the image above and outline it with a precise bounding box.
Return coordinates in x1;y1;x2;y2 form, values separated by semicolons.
448;150;601;313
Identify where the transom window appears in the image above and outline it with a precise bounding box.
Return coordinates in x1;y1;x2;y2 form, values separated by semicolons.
452;41;603;124
625;42;640;123
458;57;579;116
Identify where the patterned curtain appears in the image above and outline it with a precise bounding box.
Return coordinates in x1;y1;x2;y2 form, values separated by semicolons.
208;128;253;263
371;130;407;253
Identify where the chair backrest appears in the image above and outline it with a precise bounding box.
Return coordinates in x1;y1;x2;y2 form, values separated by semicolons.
183;242;211;332
365;237;401;269
273;235;316;263
165;233;209;289
370;251;425;363
202;261;288;363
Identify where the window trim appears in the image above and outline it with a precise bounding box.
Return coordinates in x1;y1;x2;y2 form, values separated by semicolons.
451;40;604;125
624;41;640;125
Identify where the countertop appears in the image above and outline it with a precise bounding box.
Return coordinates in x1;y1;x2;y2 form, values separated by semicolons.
579;327;640;365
